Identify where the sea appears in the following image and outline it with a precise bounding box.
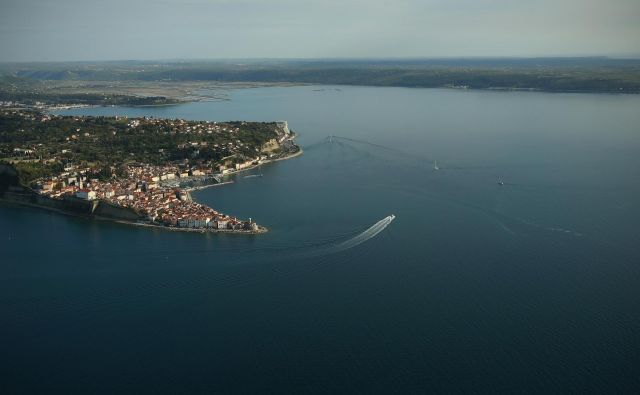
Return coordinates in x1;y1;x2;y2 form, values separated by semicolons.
2;86;639;393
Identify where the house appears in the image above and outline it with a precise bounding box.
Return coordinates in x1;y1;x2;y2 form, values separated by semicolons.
194;218;210;228
178;217;209;228
76;189;96;200
41;181;54;192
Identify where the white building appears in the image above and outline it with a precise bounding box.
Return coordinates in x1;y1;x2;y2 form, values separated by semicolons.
76;189;97;200
178;217;210;228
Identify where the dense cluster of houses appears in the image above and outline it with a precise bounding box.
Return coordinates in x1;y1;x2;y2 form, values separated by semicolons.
5;112;297;232
36;163;259;231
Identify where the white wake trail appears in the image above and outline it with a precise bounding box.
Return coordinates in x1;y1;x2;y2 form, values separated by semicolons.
286;215;396;260
328;214;395;254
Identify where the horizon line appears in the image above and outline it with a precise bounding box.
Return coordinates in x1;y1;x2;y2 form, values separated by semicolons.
2;55;640;65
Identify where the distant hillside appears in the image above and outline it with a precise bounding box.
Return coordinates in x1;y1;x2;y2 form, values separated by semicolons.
2;58;640;93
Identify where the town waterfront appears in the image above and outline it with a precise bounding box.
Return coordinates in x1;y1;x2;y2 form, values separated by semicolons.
2;86;640;393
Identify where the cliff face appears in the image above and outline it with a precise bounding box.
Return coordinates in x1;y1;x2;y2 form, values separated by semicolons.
93;200;140;221
2;187;142;221
0;163;20;194
1;163;141;221
2;188;95;214
261;138;281;153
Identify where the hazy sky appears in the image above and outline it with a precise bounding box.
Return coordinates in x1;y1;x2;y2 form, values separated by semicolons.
1;0;639;61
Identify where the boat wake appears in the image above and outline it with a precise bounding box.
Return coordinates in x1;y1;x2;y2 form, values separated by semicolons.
329;215;395;254
294;215;396;259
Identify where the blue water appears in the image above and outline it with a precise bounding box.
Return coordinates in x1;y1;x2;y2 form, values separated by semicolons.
2;86;640;393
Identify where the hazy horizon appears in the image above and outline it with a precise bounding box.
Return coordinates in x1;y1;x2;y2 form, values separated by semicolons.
1;0;639;62
2;55;640;65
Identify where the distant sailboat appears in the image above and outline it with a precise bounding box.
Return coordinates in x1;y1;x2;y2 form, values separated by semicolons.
433;160;439;170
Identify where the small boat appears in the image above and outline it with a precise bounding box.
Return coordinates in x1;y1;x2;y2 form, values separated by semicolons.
498;180;504;185
433;160;439;171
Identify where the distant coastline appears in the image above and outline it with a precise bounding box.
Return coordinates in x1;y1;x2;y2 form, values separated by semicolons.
4;58;640;97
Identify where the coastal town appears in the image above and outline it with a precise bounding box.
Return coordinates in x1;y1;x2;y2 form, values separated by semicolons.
0;108;300;233
36;162;263;232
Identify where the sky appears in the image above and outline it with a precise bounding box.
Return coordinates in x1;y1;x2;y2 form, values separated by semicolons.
1;0;639;62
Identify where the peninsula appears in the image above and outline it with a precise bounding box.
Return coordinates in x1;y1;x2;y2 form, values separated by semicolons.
0;108;301;233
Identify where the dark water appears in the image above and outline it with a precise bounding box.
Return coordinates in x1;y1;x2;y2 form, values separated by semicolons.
2;86;640;393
